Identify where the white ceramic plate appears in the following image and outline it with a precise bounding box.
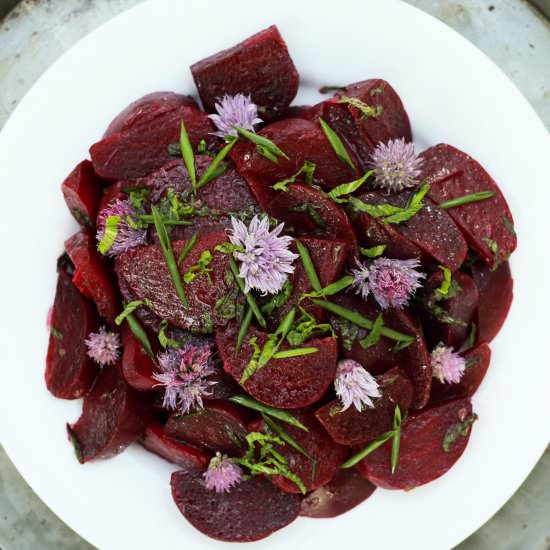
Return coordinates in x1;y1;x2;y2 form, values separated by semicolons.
1;0;549;548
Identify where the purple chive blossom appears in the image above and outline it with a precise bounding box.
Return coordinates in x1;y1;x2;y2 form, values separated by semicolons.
152;344;215;414
96;198;147;257
351;257;425;309
203;452;243;493
334;359;382;412
431;344;466;384
228;215;298;295
209;93;263;138
85;327;121;366
370;138;423;193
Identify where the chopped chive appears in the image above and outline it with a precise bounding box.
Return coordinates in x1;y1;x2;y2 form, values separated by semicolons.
196;138;237;189
180;119;196;189
236;306;253;354
97;215;120;255
228;256;266;328
439;191;495;209
272;347;318;359
258;308;296;368
227;395;309;431
273;161;316;192
435;265;452;297
115;299;153;326
151;206;188;308
296;239;322;292
319;118;357;171
300;275;354;302
327;170;373;203
391;405;402;474
125;311;154;358
360;244;387;258
340;431;394;469
136;215;193;226
177;232;198;265
232;125;289;161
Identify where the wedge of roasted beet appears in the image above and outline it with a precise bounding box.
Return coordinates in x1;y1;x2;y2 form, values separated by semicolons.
316;367;413;445
121;323;158;391
45;270;100;399
216;322;338;409
231;118;358;190
61;160;104;228
171;468;300;542
141;420;210;469
164;400;252;455
357;397;475;489
64;229;119;326
68;363;150;462
471;260;513;342
191;25;299;120
300;468;376;518
419;144;517;266
115;232;242;333
430;343;491;403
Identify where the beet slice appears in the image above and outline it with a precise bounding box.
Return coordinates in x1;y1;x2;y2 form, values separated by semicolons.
171;468;300;542
471;260;513;343
61;160;104;228
430;343;491;403
190;25;299;120
420;271;479;349
330;293;431;409
250;408;348;494
357;397;475;489
90;103;217;180
216;321;338;409
64;229;119;326
418;144;517;266
231;118;358;190
45;270;100;399
68;363;150;462
115;232;242;333
315;367;413;445
104;92;198;137
300;468;376;518
121;322;158;391
141;420;210;469
164;400;252;455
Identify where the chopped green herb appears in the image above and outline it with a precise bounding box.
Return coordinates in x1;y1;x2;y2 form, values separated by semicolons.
256;308;296;367
228;256;266;328
288;203;326;233
232;125;288;161
359;313;385;348
370;82;386;96
340;431;394;469
331;317;360;351
272;347;318;359
236;306;253;354
391;406;402;474
435;265;452;298
360;244;387;258
482;237;500;270
125;311;154;358
261;279;292;315
464;322;477;351
183;250;213;284
300;276;354;302
177;232;198;265
273;161;316;191
327;170;373;203
438;191;495;209
214;242;245;255
338;95;383;119
296;239;322;292
197;139;207;154
128;188;150;210
50;326;63;340
115;299;153;326
180;119;196;189
240;336;262;383
286;305;334;347
158;319;180;349
97;215;120;255
196;137;237;189
502;216;516;236
319;118;357;171
442;414;478;452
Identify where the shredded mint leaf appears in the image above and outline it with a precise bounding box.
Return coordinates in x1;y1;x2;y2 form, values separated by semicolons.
97;215;120;255
158;320;180;349
331;318;359;351
50;326;63;340
129;188;150;210
338;95;383;120
442;414;478;452
273;161;316;191
319;118;357;171
240;336;262;384
435;265;452;298
183;250;213;284
214;242;245;255
286;306;334;347
115;299;153;326
360;245;387;258
327;170;373;203
359;313;385;348
261;279;292;316
482;237;500;270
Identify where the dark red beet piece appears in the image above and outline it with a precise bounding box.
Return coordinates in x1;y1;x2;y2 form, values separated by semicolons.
61;160;103;228
430;343;491;403
104;92;198;137
231;118;358;190
115;232;242;333
64;229;119;326
216;322;338;409
357;397;475;489
121;323;158;391
141;420;210;469
191;25;299;120
330;293;431;409
250;408;348;494
164;400;252;455
45;270;100;399
421;271;479;349
315;367;413;445
203;361;242;400
418;144;517;266
300;468;376;518
171;468;300;542
471;260;513;342
68;363;150;462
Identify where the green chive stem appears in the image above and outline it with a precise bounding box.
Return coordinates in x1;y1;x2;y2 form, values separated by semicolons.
340;431;394;469
439;191;495;209
228;256;266;328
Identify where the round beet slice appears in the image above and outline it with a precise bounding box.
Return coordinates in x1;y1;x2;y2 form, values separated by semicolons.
121;323;158;391
357;397;476;490
45;270;100;399
216;321;338;409
300;468;376;518
141;420;210;469
164;400;252;455
171;468;300;542
315;367;413;445
68;363;150;463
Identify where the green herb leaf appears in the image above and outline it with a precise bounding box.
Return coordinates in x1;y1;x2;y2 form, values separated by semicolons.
129;188;150;210
233;125;288;161
97;215;120;255
177;232;198;265
214;242;245;255
272;347;318;359
438;191;495;209
442;413;478;452
158;319;180;349
359;313;385;348
196;138;237;189
273;161;316;191
296;239;322;292
115;299;153;326
49;326;63;340
502;216;516;236
288;203;326;233
125;311;154;358
435;265;452;298
482;237;500;270
340;431;394;469
331;317;359;351
319;118;357;171
360;245;387;258
338;95;383;119
240;336;262;383
391;405;402;474
180;119;196;189
261;279;292;315
228;256;266;328
258;308;296;367
327;170;373;203
183;250;213;284
236;306;253;354
300;275;354;303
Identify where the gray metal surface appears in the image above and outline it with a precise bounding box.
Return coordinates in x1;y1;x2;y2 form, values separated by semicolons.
0;1;549;549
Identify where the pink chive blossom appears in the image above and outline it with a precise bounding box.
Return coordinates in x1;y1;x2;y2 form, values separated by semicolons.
334;359;381;412
370;138;423;193
431;344;466;384
350;257;425;309
228;215;298;295
203;452;243;493
85;327;121;366
209;94;263;139
96;198;147;257
152;344;215;414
